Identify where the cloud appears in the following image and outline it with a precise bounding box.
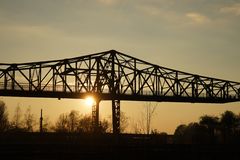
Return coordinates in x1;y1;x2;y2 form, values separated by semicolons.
96;0;118;6
220;3;240;16
186;12;210;24
136;5;162;16
0;24;65;42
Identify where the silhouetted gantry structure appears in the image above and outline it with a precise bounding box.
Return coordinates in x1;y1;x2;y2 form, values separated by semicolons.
0;50;240;133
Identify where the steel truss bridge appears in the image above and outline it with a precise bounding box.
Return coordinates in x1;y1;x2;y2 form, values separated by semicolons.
0;50;240;134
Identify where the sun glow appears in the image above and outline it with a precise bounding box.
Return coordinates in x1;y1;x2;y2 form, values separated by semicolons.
85;96;95;107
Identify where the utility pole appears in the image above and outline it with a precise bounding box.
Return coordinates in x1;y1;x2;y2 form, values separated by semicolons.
40;109;43;133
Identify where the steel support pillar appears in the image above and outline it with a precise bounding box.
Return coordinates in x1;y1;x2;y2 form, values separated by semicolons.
92;100;99;133
112;99;120;134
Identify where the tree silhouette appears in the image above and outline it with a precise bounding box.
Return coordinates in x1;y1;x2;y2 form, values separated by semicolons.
120;111;129;133
68;110;80;132
54;111;110;134
173;111;240;144
77;114;92;133
24;106;36;132
173;124;187;143
0;101;9;132
199;115;219;143
54;113;69;132
11;105;23;129
186;122;209;144
42;115;53;132
108;111;129;133
99;119;110;133
174;123;209;144
220;110;239;143
144;102;157;134
132;119;143;134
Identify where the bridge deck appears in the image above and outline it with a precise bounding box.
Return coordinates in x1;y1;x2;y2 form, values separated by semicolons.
0;89;238;103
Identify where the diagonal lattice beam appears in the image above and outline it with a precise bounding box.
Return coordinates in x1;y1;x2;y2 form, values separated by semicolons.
0;50;239;103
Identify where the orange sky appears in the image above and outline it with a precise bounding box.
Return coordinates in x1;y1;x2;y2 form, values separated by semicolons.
2;96;240;134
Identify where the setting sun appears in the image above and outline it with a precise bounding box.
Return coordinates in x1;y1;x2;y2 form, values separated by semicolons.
85;96;95;107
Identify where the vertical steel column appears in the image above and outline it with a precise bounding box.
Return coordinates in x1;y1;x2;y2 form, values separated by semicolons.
226;82;229;98
38;64;42;91
75;62;78;92
223;83;226;98
211;79;214;97
92;103;99;133
88;58;91;92
52;66;56;92
112;99;120;134
92;57;100;133
92;103;96;130
4;71;7;90
111;51;120;134
238;88;240;99
155;67;159;96
192;76;199;98
192;81;195;98
92;101;99;133
195;76;199;98
63;62;67;92
95;100;100;132
29;68;32;91
134;59;136;94
175;72;179;96
11;64;16;90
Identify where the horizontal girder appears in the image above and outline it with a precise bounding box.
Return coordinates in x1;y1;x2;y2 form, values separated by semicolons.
0;50;239;103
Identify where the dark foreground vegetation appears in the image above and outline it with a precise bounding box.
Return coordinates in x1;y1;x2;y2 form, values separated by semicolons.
1;100;240;159
0;133;240;160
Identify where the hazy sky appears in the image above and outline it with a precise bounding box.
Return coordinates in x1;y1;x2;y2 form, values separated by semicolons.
0;0;240;134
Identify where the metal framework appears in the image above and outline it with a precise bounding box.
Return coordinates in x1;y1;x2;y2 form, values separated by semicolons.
0;50;240;134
